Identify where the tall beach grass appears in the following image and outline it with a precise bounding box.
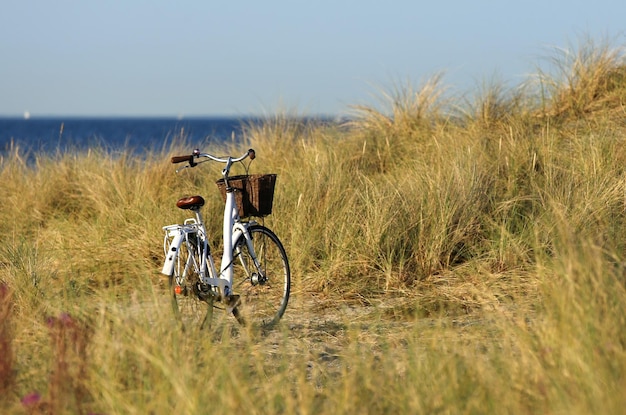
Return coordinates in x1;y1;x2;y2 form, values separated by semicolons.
1;36;626;413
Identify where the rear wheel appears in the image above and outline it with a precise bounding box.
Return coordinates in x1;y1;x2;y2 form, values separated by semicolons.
169;234;213;330
231;225;290;328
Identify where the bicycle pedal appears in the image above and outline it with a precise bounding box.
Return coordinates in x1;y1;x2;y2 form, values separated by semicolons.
224;294;241;314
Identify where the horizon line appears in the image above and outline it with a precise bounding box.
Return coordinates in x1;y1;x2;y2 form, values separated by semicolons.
0;112;343;120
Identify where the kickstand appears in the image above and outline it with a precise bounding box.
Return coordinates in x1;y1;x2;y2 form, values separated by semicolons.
226;294;245;325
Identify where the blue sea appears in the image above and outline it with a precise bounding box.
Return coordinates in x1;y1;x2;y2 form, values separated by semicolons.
0;116;256;156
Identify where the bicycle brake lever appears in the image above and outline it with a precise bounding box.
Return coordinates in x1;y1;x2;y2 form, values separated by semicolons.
175;164;191;174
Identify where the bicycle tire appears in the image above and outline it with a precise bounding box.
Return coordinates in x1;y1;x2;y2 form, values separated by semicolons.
231;225;290;328
169;233;213;331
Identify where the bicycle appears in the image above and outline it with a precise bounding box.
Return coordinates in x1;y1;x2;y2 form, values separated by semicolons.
161;148;290;330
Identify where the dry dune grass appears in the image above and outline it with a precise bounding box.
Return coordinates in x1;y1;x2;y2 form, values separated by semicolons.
1;36;626;413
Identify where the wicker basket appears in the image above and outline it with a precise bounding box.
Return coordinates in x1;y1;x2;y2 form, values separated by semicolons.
216;174;277;217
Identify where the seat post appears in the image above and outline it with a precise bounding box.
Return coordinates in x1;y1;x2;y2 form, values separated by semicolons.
192;207;204;224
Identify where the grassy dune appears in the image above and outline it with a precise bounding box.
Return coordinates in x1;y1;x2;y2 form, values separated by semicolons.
2;37;626;414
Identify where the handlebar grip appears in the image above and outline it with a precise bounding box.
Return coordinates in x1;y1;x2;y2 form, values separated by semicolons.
171;155;194;164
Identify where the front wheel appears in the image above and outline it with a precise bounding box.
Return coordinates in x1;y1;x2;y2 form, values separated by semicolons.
232;225;290;328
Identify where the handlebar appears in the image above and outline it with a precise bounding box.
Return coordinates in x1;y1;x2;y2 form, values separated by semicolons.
170;148;255;176
171;148;255;165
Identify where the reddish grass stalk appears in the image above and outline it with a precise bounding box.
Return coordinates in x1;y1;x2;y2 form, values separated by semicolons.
46;312;92;414
0;282;14;395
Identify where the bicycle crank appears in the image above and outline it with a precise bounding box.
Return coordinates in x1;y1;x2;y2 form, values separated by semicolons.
194;282;217;303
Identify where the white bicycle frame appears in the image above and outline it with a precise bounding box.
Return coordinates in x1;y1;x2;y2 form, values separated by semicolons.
161;150;260;300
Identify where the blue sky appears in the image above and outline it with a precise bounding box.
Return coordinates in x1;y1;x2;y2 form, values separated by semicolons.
1;0;624;117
